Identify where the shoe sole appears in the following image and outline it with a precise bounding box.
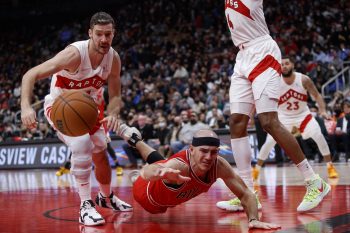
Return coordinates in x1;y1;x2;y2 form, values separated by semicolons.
79;218;105;226
96;201;133;212
297;183;331;212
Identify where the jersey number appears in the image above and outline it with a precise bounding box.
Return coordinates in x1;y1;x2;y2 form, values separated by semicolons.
286;101;299;110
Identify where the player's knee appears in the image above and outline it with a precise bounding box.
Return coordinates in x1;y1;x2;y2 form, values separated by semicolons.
91;134;107;154
70;156;92;181
229;114;249;137
68;137;94;155
259;114;279;133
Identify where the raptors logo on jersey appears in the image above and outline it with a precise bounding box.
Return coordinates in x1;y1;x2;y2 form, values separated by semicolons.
44;40;114;110
278;72;310;120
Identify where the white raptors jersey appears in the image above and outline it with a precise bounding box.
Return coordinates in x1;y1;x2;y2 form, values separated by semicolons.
278;72;310;123
224;0;270;46
44;40;114;108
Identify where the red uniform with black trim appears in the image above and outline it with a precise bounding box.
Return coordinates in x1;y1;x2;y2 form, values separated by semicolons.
133;150;218;214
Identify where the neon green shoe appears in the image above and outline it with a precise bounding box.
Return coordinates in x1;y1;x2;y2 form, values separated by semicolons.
216;193;262;211
297;174;331;212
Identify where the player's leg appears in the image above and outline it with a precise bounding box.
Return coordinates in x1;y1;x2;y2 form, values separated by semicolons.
91;129;132;212
106;142;123;176
253;134;277;180
59;132;105;226
216;70;262;211
302;118;338;178
257;97;330;212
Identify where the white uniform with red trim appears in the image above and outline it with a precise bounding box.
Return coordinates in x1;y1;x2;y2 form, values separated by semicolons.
258;72;330;161
225;0;282;114
44;40;114;153
278;72;310;125
44;40;114;115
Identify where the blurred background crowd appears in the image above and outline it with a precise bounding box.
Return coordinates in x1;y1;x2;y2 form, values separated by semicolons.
1;0;350;163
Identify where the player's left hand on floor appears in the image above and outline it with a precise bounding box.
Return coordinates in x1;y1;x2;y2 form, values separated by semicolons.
248;220;281;230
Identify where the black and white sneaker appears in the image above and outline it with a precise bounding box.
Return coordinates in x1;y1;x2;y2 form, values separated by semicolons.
95;192;133;212
79;200;105;226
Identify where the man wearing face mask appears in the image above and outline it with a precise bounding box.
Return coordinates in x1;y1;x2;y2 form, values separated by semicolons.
178;111;210;148
252;57;339;181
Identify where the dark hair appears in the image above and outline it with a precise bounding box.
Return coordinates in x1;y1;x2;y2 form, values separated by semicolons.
282;56;295;64
90;12;115;29
343;99;350;108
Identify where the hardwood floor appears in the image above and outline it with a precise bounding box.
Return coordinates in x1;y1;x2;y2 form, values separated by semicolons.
1;163;349;233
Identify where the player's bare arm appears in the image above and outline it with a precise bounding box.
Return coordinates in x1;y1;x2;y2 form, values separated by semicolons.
101;51;122;131
140;159;191;185
21;46;80;128
302;75;329;118
217;157;280;229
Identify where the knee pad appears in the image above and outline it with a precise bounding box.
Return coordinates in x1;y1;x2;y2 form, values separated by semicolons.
66;135;94;155
70;154;93;183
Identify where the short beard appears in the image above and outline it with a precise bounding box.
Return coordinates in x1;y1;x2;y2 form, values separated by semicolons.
282;69;293;78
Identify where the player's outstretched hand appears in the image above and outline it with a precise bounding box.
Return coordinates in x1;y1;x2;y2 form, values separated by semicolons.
157;168;191;184
21;106;38;129
248;219;281;230
100;115;121;132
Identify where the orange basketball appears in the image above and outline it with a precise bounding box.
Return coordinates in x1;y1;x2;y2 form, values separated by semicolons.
50;91;98;137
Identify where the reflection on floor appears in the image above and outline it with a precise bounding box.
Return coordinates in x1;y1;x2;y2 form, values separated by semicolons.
1;162;349;233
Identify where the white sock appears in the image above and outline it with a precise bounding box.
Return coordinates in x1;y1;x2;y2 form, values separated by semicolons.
296;159;316;180
77;181;91;203
231;137;253;191
99;184;111;197
238;169;254;191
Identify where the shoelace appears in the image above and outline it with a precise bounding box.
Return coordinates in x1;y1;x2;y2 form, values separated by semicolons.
303;183;320;202
82;201;94;209
228;197;241;205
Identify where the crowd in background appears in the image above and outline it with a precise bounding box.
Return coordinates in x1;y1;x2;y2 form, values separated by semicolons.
1;0;350;160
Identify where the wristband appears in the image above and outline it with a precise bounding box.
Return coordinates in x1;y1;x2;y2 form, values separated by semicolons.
128;133;141;147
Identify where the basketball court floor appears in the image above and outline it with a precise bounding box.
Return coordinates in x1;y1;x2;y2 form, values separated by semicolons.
1;163;350;233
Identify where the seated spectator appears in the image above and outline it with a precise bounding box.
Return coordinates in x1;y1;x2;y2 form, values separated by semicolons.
154;117;171;158
178;110;210;149
332;100;350;162
123;114;154;168
169;116;184;154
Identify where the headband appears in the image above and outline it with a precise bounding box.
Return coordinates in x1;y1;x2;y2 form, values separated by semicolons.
192;137;220;147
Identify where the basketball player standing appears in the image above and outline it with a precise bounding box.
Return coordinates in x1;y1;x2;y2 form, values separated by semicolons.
216;0;330;212
252;57;339;180
21;12;132;226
